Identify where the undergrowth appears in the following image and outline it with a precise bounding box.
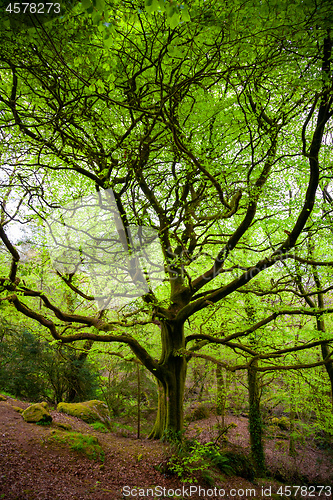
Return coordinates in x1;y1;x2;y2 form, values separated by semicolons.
48;430;105;462
36;420;52;426
90;421;109;433
158;432;235;484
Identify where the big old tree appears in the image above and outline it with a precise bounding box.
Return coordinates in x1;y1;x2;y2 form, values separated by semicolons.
0;0;333;439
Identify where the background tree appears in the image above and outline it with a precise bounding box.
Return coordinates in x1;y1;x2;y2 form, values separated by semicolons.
0;318;99;402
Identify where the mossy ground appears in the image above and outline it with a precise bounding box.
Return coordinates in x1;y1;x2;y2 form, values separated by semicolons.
48;430;105;462
1;397;332;500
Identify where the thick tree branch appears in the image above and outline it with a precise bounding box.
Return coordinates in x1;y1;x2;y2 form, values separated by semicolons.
186;308;333;345
7;294;162;380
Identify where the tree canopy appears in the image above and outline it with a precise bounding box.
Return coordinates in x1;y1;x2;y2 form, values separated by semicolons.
0;0;333;451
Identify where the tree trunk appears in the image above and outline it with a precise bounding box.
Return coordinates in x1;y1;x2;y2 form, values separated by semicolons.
216;364;227;427
321;341;333;411
149;320;187;439
137;363;141;439
321;344;333;409
67;340;94;402
67;364;82;402
248;362;266;477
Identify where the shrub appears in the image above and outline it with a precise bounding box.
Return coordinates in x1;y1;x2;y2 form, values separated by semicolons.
160;437;234;483
223;451;255;481
99;362;157;419
0;320;99;403
0;328;45;400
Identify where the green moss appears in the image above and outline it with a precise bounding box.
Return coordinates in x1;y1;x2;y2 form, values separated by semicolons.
278;417;290;430
223;451;255;481
56;422;72;431
11;406;24;414
268;416;290;431
22;402;52;424
48;430;104;461
90;421;109;433
185;404;211;422
57;400;111;427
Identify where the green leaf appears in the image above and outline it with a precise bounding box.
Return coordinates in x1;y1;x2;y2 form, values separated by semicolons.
104;35;113;48
95;0;105;12
168;13;180;28
81;0;92;10
181;5;190;22
165;3;177;18
145;0;160;15
92;13;102;25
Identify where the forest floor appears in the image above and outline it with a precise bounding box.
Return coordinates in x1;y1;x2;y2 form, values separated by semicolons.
0;396;332;500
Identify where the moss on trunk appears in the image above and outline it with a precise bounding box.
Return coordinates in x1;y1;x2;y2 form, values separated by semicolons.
149;321;186;439
248;362;266;477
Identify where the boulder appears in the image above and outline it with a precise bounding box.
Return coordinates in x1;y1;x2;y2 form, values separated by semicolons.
22;402;52;424
57;400;111;428
277;416;290;430
268;416;290;430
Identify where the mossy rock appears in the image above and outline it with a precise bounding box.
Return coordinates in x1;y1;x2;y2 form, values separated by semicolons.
0;394;7;401
278;416;290;430
268;416;290;431
12;406;24;414
57;400;111;428
56;422;72;431
185;403;211;422
22;402;52;424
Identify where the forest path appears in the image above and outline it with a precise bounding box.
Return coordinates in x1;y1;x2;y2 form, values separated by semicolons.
0;398;173;500
0;398;332;500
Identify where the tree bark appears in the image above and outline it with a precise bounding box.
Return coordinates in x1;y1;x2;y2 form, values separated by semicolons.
137;363;141;439
216;364;227;427
248;361;266;476
321;343;333;410
149;320;187;439
67;340;94;402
